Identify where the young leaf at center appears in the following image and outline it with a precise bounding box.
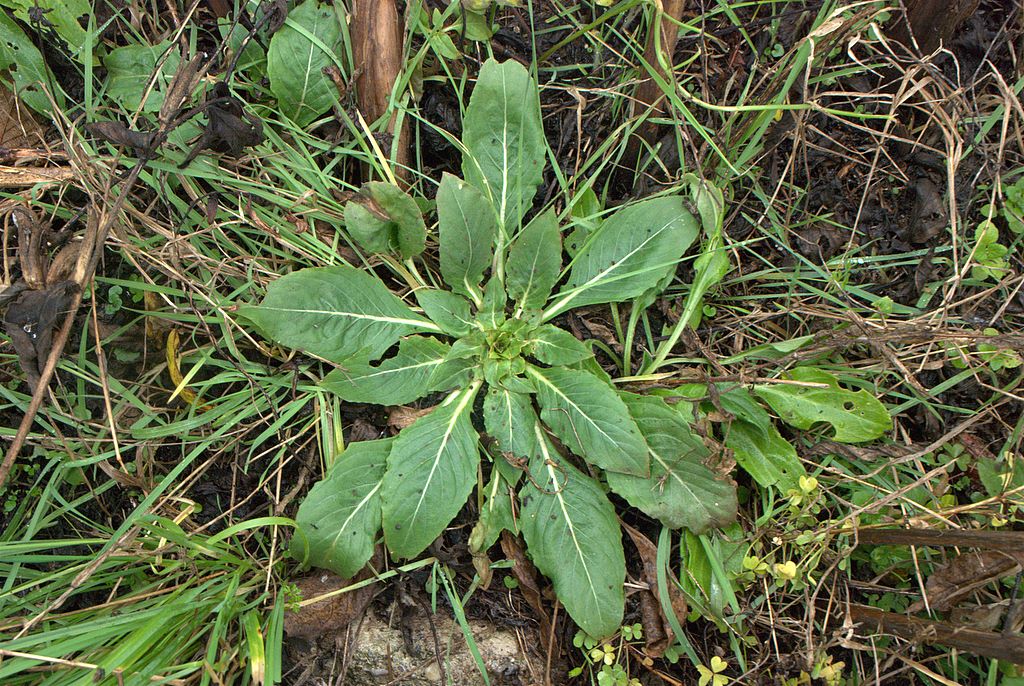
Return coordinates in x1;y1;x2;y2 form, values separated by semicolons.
437;173;498;301
506;208;561;313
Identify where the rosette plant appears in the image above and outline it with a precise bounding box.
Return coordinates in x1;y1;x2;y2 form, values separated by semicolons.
240;58;738;638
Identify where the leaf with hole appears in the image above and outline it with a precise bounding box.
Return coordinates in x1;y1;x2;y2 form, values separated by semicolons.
753;367;890;443
716;386;803;491
321;336;452;405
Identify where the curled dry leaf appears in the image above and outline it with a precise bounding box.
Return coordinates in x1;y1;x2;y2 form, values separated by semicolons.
3;281;78;392
87;121;159;156
159;52;206;126
622;522;687;658
11;204;46;289
179;82;264;168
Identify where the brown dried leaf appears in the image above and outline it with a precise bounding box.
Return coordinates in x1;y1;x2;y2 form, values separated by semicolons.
2;281;78;392
179;82;263;168
909;550;1022;613
500;531;552;641
388;405;434;432
284;569;378;639
11;205;45;289
159;52;205;126
0;82;43;148
622;522;687;657
45;241;80;284
87;121;158;155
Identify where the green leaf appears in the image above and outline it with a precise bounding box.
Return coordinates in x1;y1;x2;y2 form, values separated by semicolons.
528;365;648;476
525;324;592;366
416;289;473;336
507;209;561;312
483;386;539;459
437;173;498;300
267;0;342;126
716;387;803;491
679;176;730;329
321;336;450;405
345;183;426;258
546;197;698;319
0;13;58;114
238;266;439;363
520;428;625;638
292;438;391;578
470;471;517;553
461;58;546;231
103;42;181;113
343;201;390;253
753;367;890;443
607;394;736;533
381;385;481;558
6;0;91;57
427;346;478;392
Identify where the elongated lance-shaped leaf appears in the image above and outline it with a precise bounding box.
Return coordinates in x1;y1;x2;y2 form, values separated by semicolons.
607;394;736;533
238;266;440;363
321;336;452;405
437;174;498;301
520;425;625;638
483;385;539;460
544;197;698;320
381;382;483;558
292;438;391;578
507;209;561;314
528;365;649;476
461;59;546;233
